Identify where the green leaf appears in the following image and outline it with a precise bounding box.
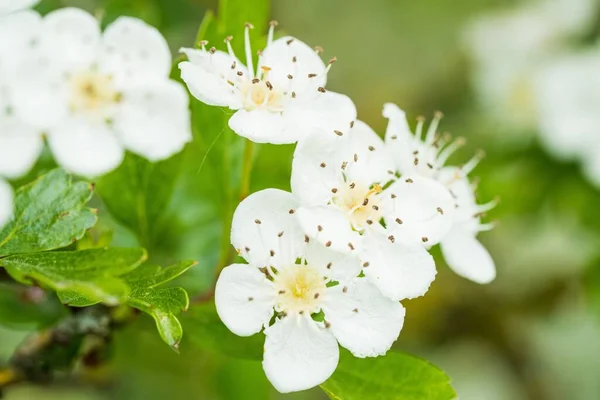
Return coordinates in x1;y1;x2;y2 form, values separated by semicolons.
182;302;263;360
0;169;97;257
122;261;196;351
321;349;457;400
96;152;184;249
1;248;147;306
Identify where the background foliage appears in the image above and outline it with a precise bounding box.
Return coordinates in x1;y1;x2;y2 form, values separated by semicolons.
1;0;600;399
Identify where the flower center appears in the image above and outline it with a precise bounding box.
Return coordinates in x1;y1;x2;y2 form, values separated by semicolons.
239;71;284;112
332;182;383;230
69;70;120;116
274;264;326;315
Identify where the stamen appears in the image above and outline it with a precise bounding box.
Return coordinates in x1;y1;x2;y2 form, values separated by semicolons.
415;116;425;141
314;46;324;54
477;197;500;213
426;111;443;145
268;20;278;46
198;40;208;51
436;137;466;167
461;150;485;175
244;23;255;78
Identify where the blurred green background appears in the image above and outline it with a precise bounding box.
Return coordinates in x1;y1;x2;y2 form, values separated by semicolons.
3;0;600;399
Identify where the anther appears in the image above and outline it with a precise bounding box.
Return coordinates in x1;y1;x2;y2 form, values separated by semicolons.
245;22;254;29
269;20;279;27
422;237;429;243
348;243;355;250
341;161;348;170
366;219;373;225
331;188;338;193
414;158;419;165
320;162;326;168
326;241;332;247
292;56;297;62
363;262;370;267
427;163;434;169
265;81;273;90
209;47;216;54
314;293;320;299
391;194;397;198
334;130;343;136
368;146;375;151
317;225;323;232
395;218;403;224
270;250;275;256
224;35;233;42
388;235;395;243
354;154;358;162
279;290;286;294
248;297;254;301
314;46;324;54
372;205;379;210
245;246;251;252
255;219;262;224
328;56;337;64
391;135;397;140
251;78;260;84
353;308;359;313
286;38;294;45
436;207;444;215
362;198;369;206
350;121;355;128
289;209;295;214
325;321;331;328
308;73;318;78
349;182;356;189
278;231;284;237
317;87;326;93
231;61;236;69
305;235;310;243
198;40;209;47
237;71;243;76
287;74;293;79
405;178;413;183
291;91;297;98
326;262;332;269
342;286;348;293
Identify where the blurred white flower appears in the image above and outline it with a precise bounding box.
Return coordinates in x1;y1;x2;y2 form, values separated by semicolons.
463;0;597;131
384;104;496;284
0;0;38;16
9;8;192;177
535;49;600;187
179;22;356;144
215;189;405;393
292;120;453;300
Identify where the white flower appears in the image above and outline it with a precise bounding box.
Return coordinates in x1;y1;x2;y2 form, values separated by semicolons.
534;50;600;187
179;22;356;144
291;120;455;300
463;0;596;131
215;189;405;393
9;8;192;177
384;103;496;283
0;0;38;16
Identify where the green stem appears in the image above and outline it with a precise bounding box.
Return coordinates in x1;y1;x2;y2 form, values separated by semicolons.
239;140;255;201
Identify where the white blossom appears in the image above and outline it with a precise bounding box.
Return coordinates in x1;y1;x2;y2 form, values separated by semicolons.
0;0;39;16
534;49;600;187
384;103;496;283
9;8;192;177
179;22;356;145
291;120;454;300
215;189;405;393
463;0;596;131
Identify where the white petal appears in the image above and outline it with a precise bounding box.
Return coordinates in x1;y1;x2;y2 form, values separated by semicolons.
0;11;41;69
99;17;171;85
0;117;43;178
215;263;275;336
441;230;496;284
385;176;455;246
39;8;100;72
383;103;418;174
322;278;405;357
284;91;357;142
305;241;362;281
260;36;326;91
291;132;346;206
228;109;292;144
231;189;305;267
0;179;13;228
179;48;244;108
114;80;191;161
342;120;396;186
0;0;39;15
47;116;124;177
263;316;339;393
296;206;361;254
360;233;437;301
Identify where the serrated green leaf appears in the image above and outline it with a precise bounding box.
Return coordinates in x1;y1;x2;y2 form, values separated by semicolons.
320;349;457;400
1;248;147;306
182;303;264;360
0;169;97;257
122;260;196;288
96;152;184;249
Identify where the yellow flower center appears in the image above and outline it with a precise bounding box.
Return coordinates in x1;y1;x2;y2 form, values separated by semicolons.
69;70;120;115
274;265;326;315
332;183;383;230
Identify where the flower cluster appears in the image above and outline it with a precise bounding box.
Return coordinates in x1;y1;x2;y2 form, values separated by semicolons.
0;5;192;227
181;24;497;392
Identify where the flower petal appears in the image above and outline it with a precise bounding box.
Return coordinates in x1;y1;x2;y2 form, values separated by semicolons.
231;189;305;267
179;48;243;108
228;109;290;144
360;233;437;301
291;131;345;206
305;241;362;281
0;0;39;15
383;103;418;174
99;17;171;85
0;10;41;70
441;230;496;284
322;278;405;357
260;36;326;92
47;116;124;177
0;117;43;178
263;316;339;393
114;80;191;161
0;178;13;228
296;206;362;254
342;119;396;187
39;8;101;72
284;91;357;142
384;176;455;246
215;263;275;337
